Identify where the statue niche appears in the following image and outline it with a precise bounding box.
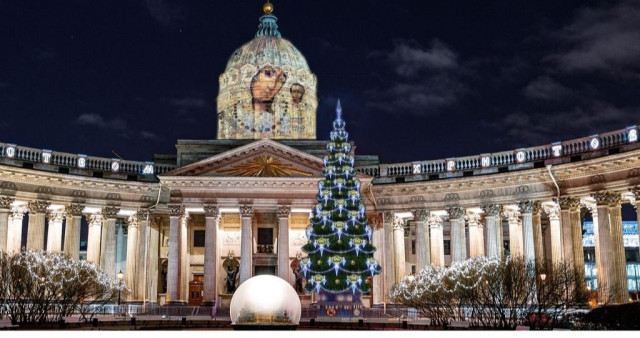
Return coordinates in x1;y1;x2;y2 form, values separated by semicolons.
223;252;240;294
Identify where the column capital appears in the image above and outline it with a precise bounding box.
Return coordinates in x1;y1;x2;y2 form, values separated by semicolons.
203;205;220;218
65;203;85;216
392;216;404;230
532;200;542;215
591;191;622;207
28;200;50;214
127;213;140;229
10;206;27;219
49;211;65;223
88;213;103;226
410;208;429;222
366;212;383;230
543;204;560;220
382;211;394;224
136;208;151;220
0;196;15;210
276;205;291;219
427;215;443;228
482;204;503;217
102;206;120;219
517;200;536;214
465;212;482;227
503;209;521;223
556;196;581;211
446;206;465;220
630;186;640;200
239;205;254;218
168;204;185;217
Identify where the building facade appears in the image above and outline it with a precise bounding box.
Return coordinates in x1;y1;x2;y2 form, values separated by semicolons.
0;4;639;307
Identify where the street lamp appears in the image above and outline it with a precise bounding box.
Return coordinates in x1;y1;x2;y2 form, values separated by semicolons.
117;270;124;306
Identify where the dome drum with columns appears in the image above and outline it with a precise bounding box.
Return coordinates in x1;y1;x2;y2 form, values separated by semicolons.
0;2;639;312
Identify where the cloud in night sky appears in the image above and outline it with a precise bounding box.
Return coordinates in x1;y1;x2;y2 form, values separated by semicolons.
366;39;466;116
549;0;640;74
523;76;572;101
143;0;185;27
491;100;640;146
75;113;128;131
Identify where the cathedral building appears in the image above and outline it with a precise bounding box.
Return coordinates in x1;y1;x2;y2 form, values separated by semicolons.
0;3;639;307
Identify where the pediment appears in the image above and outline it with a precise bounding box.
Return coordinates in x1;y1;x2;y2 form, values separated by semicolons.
162;139;325;177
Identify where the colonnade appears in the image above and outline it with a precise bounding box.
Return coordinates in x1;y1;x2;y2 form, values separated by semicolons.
376;189;640;305
165;203;293;305
0;197;160;304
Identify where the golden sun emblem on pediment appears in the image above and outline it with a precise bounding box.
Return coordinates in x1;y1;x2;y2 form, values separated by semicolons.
217;155;312;177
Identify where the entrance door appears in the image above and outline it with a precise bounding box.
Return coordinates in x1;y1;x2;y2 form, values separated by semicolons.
188;275;204;306
254;265;276;276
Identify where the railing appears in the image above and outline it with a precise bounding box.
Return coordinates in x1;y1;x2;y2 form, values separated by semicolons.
0;141;176;179
2;124;637;182
355;124;639;179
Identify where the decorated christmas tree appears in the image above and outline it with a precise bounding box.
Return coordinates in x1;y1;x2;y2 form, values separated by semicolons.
300;101;382;298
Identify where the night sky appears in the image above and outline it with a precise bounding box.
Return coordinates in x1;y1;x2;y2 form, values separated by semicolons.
1;0;640;163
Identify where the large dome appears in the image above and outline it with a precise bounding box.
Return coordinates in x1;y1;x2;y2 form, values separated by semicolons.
229;275;302;326
217;5;318;140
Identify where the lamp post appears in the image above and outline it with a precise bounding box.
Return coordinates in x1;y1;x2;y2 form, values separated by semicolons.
117;270;124;307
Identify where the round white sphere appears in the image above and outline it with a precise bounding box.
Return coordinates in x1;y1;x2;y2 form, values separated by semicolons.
230;275;302;326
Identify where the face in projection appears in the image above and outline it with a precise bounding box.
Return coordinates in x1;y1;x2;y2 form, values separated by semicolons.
250;66;286;112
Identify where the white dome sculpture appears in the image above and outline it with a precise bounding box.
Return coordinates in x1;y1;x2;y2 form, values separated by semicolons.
230;275;302;326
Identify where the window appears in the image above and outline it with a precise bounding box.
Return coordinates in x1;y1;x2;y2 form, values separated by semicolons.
584;248;596;262
411;240;415;255
503;240;510;256
193;230;205;247
257;228;273;245
444;240;451;255
626;249;639;262
411;265;416;275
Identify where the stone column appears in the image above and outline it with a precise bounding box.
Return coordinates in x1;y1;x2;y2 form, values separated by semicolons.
277;205;291;282
558;197;576;267
46;211;65;253
428;215;445;267
382;212;395;296
203;205;219;306
63;204;84;260
0;197;14;252
504;208;523;258
447;207;467;263
135;209;150;301
26;200;50;250
167;205;184;304
125;213;140;301
631;187;640;278
593;191;628;304
543;203;564;265
239;205;254;284
482;204;503;258
466;211;483;257
392;216;406;283
146;216;161;304
560;197;585;275
100;206;119;278
86;214;102;264
180;213;190;302
532;201;544;263
7;206;26;253
518;201;536;262
584;202;611;304
411;209;430;270
370;214;384;304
